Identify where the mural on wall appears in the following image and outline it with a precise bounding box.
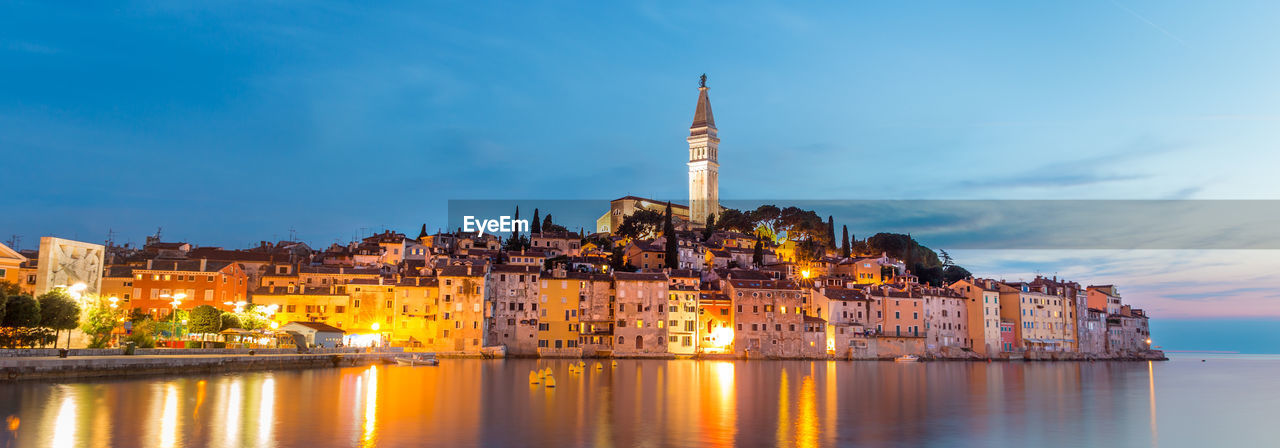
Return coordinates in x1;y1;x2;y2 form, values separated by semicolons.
34;237;105;297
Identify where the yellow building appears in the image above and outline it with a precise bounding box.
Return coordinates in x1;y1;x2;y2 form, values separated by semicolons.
666;284;699;355
101;266;137;305
254;285;353;330
834;257;887;284
390;276;439;348
0;242;28;287
998;282;1072;351
538;268;585;356
437;265;487;353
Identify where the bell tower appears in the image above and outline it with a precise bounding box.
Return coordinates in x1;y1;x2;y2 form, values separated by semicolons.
688;73;720;226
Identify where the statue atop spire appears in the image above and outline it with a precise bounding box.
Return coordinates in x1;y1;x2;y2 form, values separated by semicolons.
699;73;707;88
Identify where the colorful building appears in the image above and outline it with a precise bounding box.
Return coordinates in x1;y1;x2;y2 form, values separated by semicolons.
612;272;670;356
130;259;248;316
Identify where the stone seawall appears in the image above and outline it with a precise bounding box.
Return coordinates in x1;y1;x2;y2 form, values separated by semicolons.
0;347;390;357
0;353;398;381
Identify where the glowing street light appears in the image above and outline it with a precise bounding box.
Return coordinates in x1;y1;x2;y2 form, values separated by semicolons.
371;322;381;332
159;293;187;341
800;270;811;279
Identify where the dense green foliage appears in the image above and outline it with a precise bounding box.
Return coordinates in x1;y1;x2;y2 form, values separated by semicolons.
37;290;81;349
188;305;223;336
81;298;123;349
616;208;664;239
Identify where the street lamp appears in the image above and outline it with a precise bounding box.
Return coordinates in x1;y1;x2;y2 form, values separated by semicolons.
159;293;187;341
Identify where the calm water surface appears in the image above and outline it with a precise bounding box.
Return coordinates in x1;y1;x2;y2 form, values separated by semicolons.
1;356;1277;447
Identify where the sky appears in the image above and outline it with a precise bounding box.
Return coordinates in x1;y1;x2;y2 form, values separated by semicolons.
3;1;1279;351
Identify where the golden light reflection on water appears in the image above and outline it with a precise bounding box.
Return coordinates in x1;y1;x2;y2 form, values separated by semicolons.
50;387;75;448
223;378;242;447
776;368;790;446
796;371;818;448
1148;361;1158;448
258;376;275;447
0;359;1210;447
159;383;178;448
363;365;379;447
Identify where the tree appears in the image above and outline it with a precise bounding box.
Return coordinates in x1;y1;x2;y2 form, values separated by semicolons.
127;319;158;348
81;297;122;349
616;208;664;239
188;305;223;339
542;214;568;233
38;290;80;349
663;202;678;269
827;216;836;250
750;205;782;237
702;213;717;240
841;225;851;258
1;294;43;348
531;208;542;234
417;223;428;240
717;208;754;234
232;304;272;331
752;235;764;267
510;206;522;248
943;265;972;285
939;249;954;268
2;293;40;328
220;313;242;331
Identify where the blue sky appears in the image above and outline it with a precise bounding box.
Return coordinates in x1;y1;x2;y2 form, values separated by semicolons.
3;2;1279;350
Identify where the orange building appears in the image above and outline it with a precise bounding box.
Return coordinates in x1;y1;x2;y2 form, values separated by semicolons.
129;259;248;316
871;286;923;338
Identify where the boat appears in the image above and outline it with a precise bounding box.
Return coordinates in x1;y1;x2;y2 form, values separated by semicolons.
395;354;439;366
894;355;920;363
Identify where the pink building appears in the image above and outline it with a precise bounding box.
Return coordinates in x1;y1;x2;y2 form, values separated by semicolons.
1000;320;1016;352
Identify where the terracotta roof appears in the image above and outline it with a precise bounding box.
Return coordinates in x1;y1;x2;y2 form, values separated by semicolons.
491;264;542;273
823;288;869;301
105;265;136;278
439;265;486;277
139;260;236;273
613;272;667;282
727;279;799;290
284;321;346;333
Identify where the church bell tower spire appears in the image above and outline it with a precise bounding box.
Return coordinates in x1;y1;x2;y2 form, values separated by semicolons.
688;73;720;227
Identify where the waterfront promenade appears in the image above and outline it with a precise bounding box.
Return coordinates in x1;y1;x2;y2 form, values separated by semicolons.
0;349;398;381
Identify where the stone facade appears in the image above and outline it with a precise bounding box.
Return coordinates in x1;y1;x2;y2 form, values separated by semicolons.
486;265;541;355
612;272;670;356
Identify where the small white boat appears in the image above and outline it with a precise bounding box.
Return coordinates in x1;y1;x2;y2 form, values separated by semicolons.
395;355;439;366
894;355;920;363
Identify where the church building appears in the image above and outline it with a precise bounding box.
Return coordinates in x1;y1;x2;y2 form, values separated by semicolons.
598;75;723;234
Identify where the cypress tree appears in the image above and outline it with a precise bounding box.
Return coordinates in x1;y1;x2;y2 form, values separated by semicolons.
509;206;521;248
752;235;764;268
841;225;851;258
827;216;836;249
702;213;716;240
531;208;541;234
663;202;678;269
543;214;554;232
417;223;428;240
